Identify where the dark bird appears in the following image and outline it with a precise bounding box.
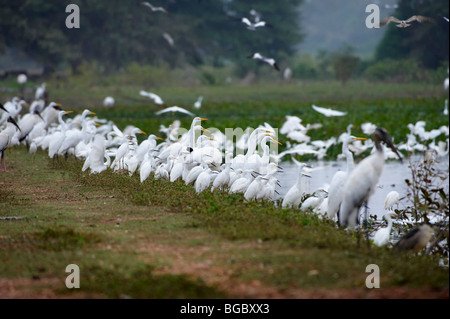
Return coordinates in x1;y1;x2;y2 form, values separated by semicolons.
380;15;435;28
395;223;435;252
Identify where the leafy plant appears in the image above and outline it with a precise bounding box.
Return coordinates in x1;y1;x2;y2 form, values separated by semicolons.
397;154;449;259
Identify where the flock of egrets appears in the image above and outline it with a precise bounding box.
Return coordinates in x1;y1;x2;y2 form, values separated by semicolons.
0;81;448;251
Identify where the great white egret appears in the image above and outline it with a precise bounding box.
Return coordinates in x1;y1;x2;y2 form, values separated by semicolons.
247;53;280;71
395;223;435;252
140;90;164;105
339;127;403;247
281;162;308;209
0;117;21;171
312;104;347;117
155;106;195;117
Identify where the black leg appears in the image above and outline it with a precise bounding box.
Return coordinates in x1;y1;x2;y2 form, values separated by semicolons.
364;201;371;250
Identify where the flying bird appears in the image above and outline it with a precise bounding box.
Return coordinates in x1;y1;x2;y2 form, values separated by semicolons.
238;17;273;31
162;32;174;47
141;2;168;13
312;104;347;117
140;90;164;105
380;15;434;28
247;53;279;71
155;106;195;117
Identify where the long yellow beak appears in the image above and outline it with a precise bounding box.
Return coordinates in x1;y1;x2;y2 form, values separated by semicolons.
140;130;146;135
199;118;208;121
353;137;368;141
155;136;164;140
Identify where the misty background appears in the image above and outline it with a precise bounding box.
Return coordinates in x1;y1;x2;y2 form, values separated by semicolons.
0;0;448;86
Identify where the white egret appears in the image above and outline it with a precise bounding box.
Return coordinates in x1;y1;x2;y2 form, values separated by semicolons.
300;188;328;212
35;82;46;100
155;106;195;117
193;96;203;109
103;96;115;107
48;111;73;159
311;104;347;117
373;211;396;247
384;191;400;211
237;17;273;31
140;90;164;105
281;162;308;209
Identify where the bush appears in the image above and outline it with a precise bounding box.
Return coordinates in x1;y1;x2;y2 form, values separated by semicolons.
364;59;426;83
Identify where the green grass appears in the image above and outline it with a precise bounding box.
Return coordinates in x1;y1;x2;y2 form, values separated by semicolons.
0;80;448;298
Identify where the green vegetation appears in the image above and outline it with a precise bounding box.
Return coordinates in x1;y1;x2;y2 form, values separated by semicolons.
0;138;448;298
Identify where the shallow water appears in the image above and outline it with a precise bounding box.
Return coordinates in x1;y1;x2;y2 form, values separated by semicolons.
276;155;449;219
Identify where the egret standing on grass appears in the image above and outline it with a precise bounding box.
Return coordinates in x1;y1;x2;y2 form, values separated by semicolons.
339;127;403;247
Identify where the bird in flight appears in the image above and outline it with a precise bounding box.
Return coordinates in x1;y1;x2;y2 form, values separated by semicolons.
380;15;434;28
247;53;279;71
238;17;273;31
140;90;164;105
155;106;195;117
312;104;347;117
141;2;168;13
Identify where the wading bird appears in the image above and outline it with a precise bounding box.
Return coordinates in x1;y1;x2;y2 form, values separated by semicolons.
395;223;435;252
373;211;396;247
281;162;309;209
339;127;403;247
327;136;367;221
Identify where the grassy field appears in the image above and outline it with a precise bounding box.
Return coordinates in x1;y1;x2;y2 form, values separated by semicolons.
0;80;449;299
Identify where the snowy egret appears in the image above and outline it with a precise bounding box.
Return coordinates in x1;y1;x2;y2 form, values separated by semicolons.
312;104;347;117
373;211;396;247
